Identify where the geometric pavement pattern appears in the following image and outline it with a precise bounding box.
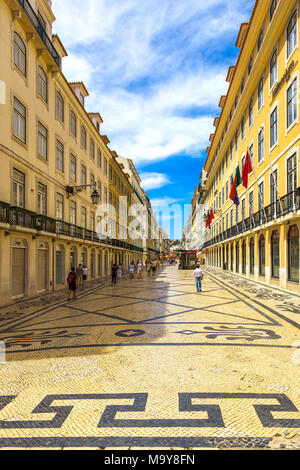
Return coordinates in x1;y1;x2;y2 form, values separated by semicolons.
0;265;299;448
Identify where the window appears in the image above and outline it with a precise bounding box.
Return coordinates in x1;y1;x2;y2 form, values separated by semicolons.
235;128;239;151
97;181;102;201
222;187;225;205
12;169;25;207
258;28;264;51
109;165;112;181
270;0;277;21
287;78;297;128
287;11;297;58
249;191;254;219
81;207;87;228
270;106;278;147
13;97;26;143
258;181;264;212
249;97;254;128
81;165;87;186
38;122;47;160
230;209;233;228
288;225;299;282
270;169;278;210
248;54;253;75
241;116;245;140
258;76;264;110
258;128;264;163
104;187;107;204
242;155;246;172
249;143;254;168
56;140;64;172
241;199;246;220
226;150;228;168
38;66;47;102
37;11;46;31
81;126;87;149
70;111;76;137
80;93;85;107
270;49;277;89
230;140;233;160
90;212;95;232
240;76;245;94
271;230;280;279
259;235;266;276
70;201;76;225
235;93;239;109
56;91;64;122
90;138;95;159
230;108;233;121
14;32;26;76
97;149;102;168
249;238;255;274
90;173;95;196
56;193;64;220
70;154;76;182
236;205;239;224
37;183;47;215
226;181;229;201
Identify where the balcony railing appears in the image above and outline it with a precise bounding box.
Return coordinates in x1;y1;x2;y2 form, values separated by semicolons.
0;202;143;253
203;188;300;249
18;0;61;68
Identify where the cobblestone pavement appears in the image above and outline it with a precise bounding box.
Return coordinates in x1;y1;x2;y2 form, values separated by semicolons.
0;265;299;449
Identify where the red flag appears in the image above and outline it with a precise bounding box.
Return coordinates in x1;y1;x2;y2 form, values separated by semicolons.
242;151;253;189
229;176;237;201
208;208;215;226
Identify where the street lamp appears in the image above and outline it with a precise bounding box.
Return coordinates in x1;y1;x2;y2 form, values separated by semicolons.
66;184;100;205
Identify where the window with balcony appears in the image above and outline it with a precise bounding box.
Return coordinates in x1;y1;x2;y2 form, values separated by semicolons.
81;207;87;228
56;193;64;220
14;32;26;76
13;97;26;143
12;169;25;208
287;10;297;59
38;122;47;160
38;66;47;102
70;201;76;225
37;183;47;215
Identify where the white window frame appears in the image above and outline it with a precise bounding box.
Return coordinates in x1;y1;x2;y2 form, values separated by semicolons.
286;71;299;134
269;45;278;93
258;75;264;114
286;6;298;64
269;101;279;151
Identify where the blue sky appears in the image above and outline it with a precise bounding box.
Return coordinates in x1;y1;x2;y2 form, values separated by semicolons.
52;0;255;239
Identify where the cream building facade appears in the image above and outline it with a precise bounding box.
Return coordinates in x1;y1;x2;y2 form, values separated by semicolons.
0;0;154;306
200;0;300;293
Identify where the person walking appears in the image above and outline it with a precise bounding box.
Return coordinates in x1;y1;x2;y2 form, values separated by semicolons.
111;263;118;286
193;264;204;293
129;261;135;279
146;259;152;276
67;267;77;301
76;264;83;287
82;265;88;287
151;259;157;276
117;263;123;280
137;260;143;279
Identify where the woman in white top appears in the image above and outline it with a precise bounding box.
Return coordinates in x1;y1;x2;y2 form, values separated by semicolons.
137;261;142;279
193;265;203;293
82;265;88;287
129;262;135;279
117;264;123;279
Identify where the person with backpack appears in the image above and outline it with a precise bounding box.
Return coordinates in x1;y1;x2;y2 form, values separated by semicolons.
67;267;77;301
193;264;204;293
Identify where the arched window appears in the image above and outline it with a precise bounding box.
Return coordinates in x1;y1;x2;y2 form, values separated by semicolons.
288;225;299;282
14;32;26;76
270;49;277;89
287;11;297;58
270;0;277;21
38;66;47;102
259;235;265;276
249;238;255;274
56;91;64;122
242;240;246;274
271;230;280;279
236;242;239;273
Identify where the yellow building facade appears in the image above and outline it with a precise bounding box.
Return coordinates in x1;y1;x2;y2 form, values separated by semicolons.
0;0;144;306
201;0;300;293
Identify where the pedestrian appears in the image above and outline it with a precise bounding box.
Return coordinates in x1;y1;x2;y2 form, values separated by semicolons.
146;260;152;276
76;264;83;287
137;260;143;279
111;263;118;286
82;265;88;287
193;264;204;293
117;263;123;279
151;258;157;276
129;261;135;279
67;267;77;301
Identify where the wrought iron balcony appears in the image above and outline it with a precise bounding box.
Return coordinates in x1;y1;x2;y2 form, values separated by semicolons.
17;0;60;68
0;202;144;253
203;188;300;249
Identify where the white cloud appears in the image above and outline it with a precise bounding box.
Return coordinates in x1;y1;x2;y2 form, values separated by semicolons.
52;0;254;164
140;172;170;191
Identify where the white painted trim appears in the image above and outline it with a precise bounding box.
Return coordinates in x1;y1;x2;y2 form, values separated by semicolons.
269;43;279;94
286;2;299;65
269;99;279;151
285;70;299;135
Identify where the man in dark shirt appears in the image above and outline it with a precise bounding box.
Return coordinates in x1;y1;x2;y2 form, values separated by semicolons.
111;264;118;286
67;267;77;301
